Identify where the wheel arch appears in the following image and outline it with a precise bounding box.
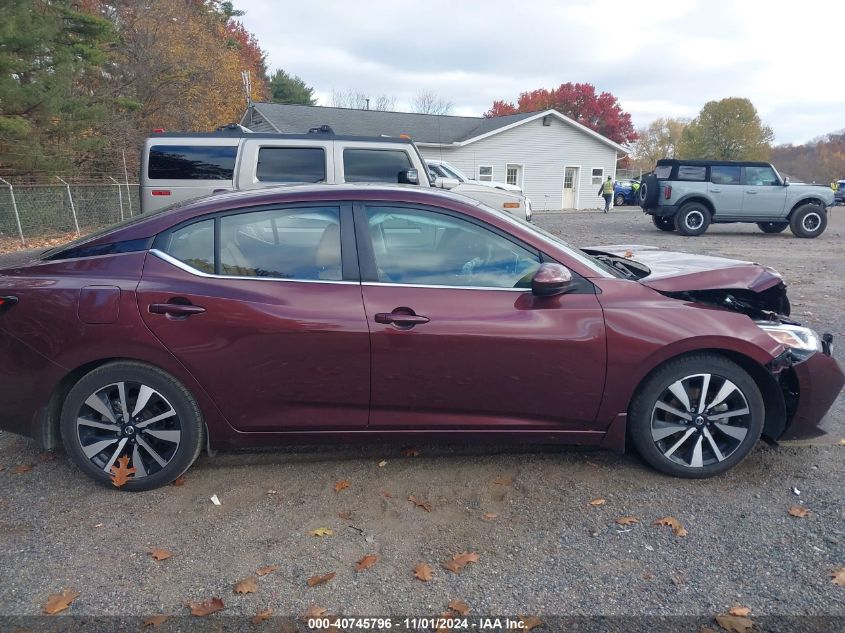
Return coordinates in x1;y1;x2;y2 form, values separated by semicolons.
788;198;827;216
676;195;715;215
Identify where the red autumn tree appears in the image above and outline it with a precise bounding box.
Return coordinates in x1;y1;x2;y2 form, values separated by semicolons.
484;83;636;145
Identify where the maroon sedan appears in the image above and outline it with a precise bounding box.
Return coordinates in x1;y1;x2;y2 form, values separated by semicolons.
0;186;841;490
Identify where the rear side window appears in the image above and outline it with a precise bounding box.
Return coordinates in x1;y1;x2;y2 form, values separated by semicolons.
148;145;237;180
164;219;215;273
711;166;742;185
677;165;707;181
343;149;412;183
654;166;672;179
256;147;326;183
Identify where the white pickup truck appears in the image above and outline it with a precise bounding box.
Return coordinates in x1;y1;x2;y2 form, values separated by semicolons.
140;125;532;221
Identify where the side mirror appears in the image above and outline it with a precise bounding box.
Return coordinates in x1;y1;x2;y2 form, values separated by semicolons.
783;177;790;186
434;176;459;190
531;263;573;297
399;169;419;185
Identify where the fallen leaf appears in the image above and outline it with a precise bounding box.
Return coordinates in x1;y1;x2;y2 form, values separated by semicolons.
149;548;173;562
10;463;33;475
615;516;639;525
714;614;753;633
448;600;470;616
42;589;80;615
589;498;607;506
355;554;379;571
38;452;55;462
234;577;258;594
309;527;333;537
256;564;279;577
380;490;392;498
788;505;810;518
831;567;845;586
267;489;277;495
642;571;655;580
93;523;103;528
414;563;433;581
142;615;170;628
699;628;717;633
109;455;136;487
492;475;513;486
187;597;225;617
482;512;498;521
304;605;327;618
378;460;387;467
400;446;419;457
653;516;688;537
728;606;752;617
519;615;543;631
337;511;352;520
306;572;336;587
623;250;634;258
408;495;433;512
334;479;350;492
172;475;187;486
251;607;273;625
442;551;479;574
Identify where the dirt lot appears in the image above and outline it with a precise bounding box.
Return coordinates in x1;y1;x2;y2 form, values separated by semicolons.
0;208;843;630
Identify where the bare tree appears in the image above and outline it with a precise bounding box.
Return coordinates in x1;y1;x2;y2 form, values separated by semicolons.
412;91;454;115
331;88;396;111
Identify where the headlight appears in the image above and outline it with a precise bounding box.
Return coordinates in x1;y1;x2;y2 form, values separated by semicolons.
756;322;821;352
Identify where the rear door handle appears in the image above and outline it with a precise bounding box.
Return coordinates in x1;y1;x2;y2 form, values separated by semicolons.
746;190;758;194
149;303;206;317
375;312;430;327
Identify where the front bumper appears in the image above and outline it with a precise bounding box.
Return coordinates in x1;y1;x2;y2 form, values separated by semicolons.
777;349;845;440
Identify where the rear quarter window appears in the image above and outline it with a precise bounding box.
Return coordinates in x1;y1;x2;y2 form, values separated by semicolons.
148;145;237;180
655;166;673;179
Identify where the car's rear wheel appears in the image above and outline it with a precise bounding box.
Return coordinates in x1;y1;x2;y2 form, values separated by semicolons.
757;221;788;234
652;216;675;232
615;193;625;207
789;204;827;238
60;361;204;491
629;354;764;478
675;202;711;236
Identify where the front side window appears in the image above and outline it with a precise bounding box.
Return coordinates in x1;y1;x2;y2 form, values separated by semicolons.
745;166;779;186
591;168;604;185
148;145;237;180
478;166;493;182
343;149;412;183
677;165;707;181
711;165;742;185
366;206;540;288
256;147;326;183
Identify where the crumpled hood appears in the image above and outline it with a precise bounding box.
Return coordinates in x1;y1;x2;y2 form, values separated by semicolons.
588;244;785;293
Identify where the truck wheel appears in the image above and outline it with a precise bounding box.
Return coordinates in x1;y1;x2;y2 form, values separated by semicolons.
789;204;827;238
653;216;675;232
675;203;711;236
757;222;788;234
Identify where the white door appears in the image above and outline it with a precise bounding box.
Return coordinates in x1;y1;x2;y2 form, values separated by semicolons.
562;167;579;208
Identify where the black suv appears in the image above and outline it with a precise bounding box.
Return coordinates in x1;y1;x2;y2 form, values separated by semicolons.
638;159;834;238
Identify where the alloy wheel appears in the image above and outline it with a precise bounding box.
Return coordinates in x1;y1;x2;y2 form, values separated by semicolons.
801;211;821;233
650;373;751;468
75;382;181;478
685;210;704;230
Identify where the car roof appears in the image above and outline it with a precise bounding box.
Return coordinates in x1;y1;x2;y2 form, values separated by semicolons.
147;131;414;145
656;158;772;168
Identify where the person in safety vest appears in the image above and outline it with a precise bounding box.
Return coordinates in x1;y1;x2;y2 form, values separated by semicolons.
598;176;614;213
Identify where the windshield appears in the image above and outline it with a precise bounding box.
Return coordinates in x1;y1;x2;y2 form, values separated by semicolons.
439;162;469;182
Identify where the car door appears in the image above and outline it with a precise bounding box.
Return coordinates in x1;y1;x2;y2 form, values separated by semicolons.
354;203;607;432
742;165;788;218
708;165;743;216
137;203;370;432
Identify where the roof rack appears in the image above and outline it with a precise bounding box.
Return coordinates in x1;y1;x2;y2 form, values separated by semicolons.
307;125;335;135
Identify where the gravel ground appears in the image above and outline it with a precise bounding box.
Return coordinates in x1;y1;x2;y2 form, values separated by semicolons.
0;207;843;629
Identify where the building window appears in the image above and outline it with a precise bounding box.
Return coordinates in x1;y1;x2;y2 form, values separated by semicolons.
478;165;493;182
591;168;604;185
506;164;523;187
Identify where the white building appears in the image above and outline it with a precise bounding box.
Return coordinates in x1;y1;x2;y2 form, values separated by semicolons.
242;103;628;210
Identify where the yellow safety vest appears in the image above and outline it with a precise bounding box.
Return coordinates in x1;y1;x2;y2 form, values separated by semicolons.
602;180;614;194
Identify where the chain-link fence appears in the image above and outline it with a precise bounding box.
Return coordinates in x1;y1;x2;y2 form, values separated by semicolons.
0;180;139;251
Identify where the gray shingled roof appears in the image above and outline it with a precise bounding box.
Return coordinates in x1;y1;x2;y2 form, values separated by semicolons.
243;102;537;144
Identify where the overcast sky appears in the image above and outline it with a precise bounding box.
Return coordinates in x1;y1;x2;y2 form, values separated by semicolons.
236;0;841;145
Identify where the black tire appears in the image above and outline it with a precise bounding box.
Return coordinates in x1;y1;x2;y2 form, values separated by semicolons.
639;175;659;208
629;353;764;478
60;361;204;491
652;215;675;232
614;193;625;207
675;202;711;236
789;204;827;238
757;222;788;234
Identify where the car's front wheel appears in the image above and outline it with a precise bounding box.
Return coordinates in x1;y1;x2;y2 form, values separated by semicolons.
614;193;625;207
60;361;204;491
675;203;711;236
652;216;675;232
629;354;764;478
757;221;788;234
789;204;828;238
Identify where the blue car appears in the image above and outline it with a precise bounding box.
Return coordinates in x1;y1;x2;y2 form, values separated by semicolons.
613;179;640;206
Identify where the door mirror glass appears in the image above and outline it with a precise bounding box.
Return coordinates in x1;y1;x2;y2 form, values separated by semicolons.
434;176;459;190
399;169;419;185
783;177;790;186
531;263;573;297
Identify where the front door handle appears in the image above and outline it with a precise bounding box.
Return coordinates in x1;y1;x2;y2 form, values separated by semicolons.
746;190;758;194
375;311;430;327
149;303;206;317
710;188;721;193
